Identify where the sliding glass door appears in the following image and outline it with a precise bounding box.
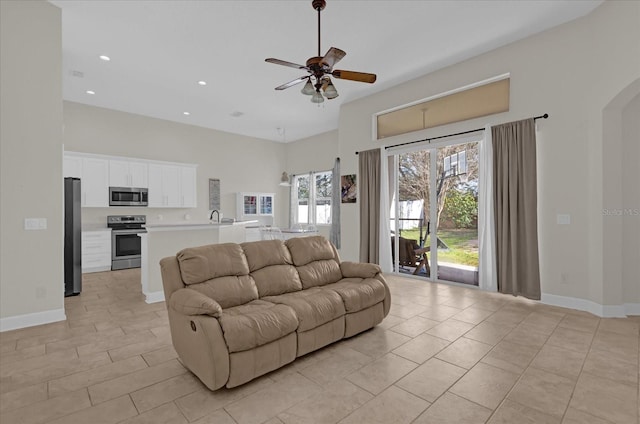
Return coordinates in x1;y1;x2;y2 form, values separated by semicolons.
391;138;480;285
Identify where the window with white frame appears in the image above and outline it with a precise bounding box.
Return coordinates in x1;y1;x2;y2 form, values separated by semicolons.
293;171;332;225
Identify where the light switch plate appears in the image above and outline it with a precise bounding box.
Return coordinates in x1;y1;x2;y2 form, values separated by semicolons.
25;218;47;230
557;214;571;225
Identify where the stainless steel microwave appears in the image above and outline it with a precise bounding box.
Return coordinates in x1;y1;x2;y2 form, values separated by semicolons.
109;187;148;206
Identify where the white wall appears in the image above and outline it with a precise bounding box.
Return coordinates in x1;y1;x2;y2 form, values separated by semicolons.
63;102;289;229
291;1;640;310
0;1;64;328
621;94;640;305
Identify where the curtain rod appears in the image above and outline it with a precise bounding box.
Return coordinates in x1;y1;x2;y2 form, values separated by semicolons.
355;113;548;155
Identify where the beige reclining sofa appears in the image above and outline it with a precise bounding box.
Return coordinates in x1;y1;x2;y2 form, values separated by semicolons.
160;236;391;390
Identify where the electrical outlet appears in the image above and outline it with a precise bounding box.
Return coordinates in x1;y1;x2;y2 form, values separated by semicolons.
557;214;571;225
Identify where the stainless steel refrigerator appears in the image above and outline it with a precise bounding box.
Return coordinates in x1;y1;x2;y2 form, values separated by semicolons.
64;177;82;296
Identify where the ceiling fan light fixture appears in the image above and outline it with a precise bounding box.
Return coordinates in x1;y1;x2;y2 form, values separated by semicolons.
323;79;339;99
266;0;376;103
301;79;315;95
311;91;324;103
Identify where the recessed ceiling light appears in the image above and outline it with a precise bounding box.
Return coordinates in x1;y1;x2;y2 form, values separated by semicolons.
197;80;207;86
183;111;190;116
99;55;110;61
86;90;95;95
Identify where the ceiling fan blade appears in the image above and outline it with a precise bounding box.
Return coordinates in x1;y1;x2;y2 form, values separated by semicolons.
265;58;309;70
275;76;309;91
332;69;377;84
320;47;347;69
320;47;346;69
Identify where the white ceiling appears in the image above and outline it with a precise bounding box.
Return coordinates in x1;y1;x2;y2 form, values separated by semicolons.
51;0;602;143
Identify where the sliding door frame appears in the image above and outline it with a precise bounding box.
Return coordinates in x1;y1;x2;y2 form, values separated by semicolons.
386;131;483;284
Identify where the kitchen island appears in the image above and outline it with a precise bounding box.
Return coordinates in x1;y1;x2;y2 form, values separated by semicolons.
139;220;257;303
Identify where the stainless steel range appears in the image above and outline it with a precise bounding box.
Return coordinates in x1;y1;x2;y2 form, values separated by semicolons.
107;215;146;270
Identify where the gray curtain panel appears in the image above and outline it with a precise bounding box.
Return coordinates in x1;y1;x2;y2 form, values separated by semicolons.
330;157;341;248
492;118;541;299
359;149;381;264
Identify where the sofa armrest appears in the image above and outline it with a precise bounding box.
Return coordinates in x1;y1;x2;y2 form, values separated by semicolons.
169;288;223;317
340;261;382;279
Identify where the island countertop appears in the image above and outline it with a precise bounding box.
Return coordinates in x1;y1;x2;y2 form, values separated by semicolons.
144;220;258;232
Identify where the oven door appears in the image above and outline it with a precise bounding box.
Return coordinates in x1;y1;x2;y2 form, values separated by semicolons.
112;229;143;260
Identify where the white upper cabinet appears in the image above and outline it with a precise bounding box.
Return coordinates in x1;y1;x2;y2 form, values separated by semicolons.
63;155;83;178
162;165;181;208
65;151;197;209
148;163;195;208
180;166;197;208
109;160;148;188
147;164;164;207
64;154;109;207
81;157;109;207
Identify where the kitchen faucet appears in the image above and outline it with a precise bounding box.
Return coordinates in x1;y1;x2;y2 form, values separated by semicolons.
209;210;219;222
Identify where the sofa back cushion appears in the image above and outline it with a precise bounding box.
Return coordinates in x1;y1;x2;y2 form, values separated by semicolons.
187;275;258;309
286;236;336;266
177;243;250;284
176;243;258;309
286;236;342;289
242;240;302;297
242;240;292;271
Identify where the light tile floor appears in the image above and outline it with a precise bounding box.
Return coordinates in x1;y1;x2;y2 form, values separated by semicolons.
1;270;639;424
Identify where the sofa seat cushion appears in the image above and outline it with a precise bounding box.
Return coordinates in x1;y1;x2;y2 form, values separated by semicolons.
218;300;298;353
324;278;386;313
263;288;345;332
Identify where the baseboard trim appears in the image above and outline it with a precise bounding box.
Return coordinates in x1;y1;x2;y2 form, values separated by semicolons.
624;303;640;316
144;291;165;304
541;293;629;318
0;308;67;332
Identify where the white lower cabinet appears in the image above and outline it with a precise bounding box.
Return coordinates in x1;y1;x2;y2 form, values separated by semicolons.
82;230;111;273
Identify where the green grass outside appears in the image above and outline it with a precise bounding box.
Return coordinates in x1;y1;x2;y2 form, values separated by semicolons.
397;228;479;267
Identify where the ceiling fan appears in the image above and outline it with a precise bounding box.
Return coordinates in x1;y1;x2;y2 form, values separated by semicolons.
265;0;376;103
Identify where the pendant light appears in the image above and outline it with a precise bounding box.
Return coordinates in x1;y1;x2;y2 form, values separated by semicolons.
301;78;315;95
323;78;338;99
311;91;324;103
